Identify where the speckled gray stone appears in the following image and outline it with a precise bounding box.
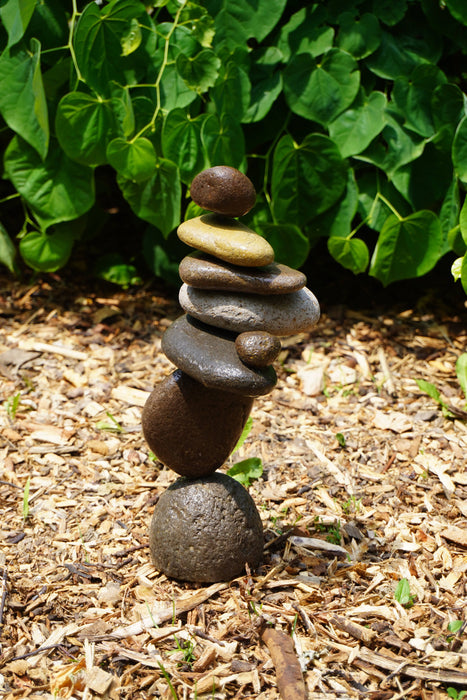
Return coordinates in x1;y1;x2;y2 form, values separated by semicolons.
178;285;320;336
142;369;253;477
177;214;274;267
235;331;281;368
149;473;264;582
162;315;277;396
190;166;256;217
179;252;307;295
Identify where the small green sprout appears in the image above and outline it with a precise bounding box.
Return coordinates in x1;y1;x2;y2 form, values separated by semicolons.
5;392;21;421
227;457;263;487
447;688;467;699
394;578;416;608
22;476;30;522
95;411;124;432
335;432;346;448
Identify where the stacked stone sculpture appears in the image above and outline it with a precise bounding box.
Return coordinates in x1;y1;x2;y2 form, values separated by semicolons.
142;166;320;582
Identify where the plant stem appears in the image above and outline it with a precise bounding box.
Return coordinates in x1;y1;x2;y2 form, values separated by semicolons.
377;192;402;220
68;0;83;84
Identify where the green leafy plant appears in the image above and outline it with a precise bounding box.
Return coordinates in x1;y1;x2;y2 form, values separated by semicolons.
446;688;467;700
394;578;416;608
416;378;456;418
342;495;362;514
5;392;21;421
1;1;467;292
448;620;465;635
416;356;467;419
95;411;124;433
227;457;263;487
22;476;31;522
314;516;342;545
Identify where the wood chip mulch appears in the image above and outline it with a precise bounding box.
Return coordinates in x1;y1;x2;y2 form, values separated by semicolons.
0;271;466;700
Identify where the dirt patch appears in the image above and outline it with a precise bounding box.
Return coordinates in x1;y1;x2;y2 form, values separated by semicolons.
0;270;466;699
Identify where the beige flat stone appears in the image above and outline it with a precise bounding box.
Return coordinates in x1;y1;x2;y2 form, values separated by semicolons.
177;214;274;267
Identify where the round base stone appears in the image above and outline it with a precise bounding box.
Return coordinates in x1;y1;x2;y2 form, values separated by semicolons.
149;473;264;582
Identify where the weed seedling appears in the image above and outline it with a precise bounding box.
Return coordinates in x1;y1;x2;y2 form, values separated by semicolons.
227;457;263;487
446;688;467;699
394;578;416;608
22;476;30;523
95;411;124;433
5;392;21;421
342;495;362;514
157;661;178;700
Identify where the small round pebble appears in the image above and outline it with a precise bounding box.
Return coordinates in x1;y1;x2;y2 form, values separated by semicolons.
190;166;256;217
235;331;281;368
149;473;264;582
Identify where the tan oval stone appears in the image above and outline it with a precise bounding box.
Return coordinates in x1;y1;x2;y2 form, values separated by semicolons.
177;213;274;267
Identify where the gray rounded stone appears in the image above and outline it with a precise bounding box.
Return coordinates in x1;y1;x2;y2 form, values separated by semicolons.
162;315;277;397
235;331;281;368
179;252;307;295
142;369;253;477
149;473;264;582
178;284;320;336
190;166;256;217
177;214;274;267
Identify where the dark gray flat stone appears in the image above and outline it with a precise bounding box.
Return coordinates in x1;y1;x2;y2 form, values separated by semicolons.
179;252;307;295
162;314;277;397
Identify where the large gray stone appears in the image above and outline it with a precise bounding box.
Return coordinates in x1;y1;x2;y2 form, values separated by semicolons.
178;285;320;336
179;252;307;295
190;166;256;217
177;214;274;267
142;369;253;477
149;473;264;582
161;315;277;396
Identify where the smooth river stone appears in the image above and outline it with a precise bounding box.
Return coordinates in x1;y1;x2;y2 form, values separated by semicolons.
235;331;281;368
190;166;256;217
178;285;320;336
179;252;307;295
149;473;263;582
162;315;277;396
177;214;274;267
142;369;253;477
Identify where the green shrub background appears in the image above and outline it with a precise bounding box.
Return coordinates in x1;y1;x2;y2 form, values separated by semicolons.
0;0;466;292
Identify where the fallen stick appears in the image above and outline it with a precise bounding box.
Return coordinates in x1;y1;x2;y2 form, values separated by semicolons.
261;626;306;700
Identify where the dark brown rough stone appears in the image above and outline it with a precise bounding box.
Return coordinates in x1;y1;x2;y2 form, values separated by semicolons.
235;331;281;368
142;369;253;477
190;166;256;217
179;252;307;295
149;473;264;582
162;315;277;397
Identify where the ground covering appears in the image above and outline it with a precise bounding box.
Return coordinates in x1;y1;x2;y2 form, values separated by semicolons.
0;270;466;699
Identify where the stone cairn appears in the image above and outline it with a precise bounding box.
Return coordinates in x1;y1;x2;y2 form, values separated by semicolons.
142;166;320;583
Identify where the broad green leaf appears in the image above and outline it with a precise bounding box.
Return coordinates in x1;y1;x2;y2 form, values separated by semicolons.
201;113;245;170
4;136;95;227
357;174;411;232
227;457;263;487
445;0;467;25
277;6;334;62
55;92;119;166
370;211;443;285
120;17;142;55
176;3;215;48
337;12;382;59
440;179;460;254
24;0;69;53
463;255;467;294
309;170;358;244
256;223;310;269
393;64;446;138
0;222;17;273
453;116;467;184
210;62;251;123
117;158;181;237
391;142;452;211
0;0;36;48
142;227;185;287
356;115;425;177
328;237;369;274
394;578;415;607
271;134;348;225
456;354;467;400
73;0;157;97
284;48;360;125
19;229;74;272
452;257;463;282
206;0;287;48
162;109;207;184
94;253;142;287
233;416;253;453
431;84;464;136
107;137;157;182
176;49;221;93
329;91;387;158
242;47;283;123
460;196;467;246
0;39;49;159
372;0;407;26
367;30;442;79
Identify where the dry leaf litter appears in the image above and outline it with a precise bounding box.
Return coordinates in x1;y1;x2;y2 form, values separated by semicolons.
0;270;466;700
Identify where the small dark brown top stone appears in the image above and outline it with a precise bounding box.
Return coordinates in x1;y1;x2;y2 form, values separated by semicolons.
149;473;263;582
190;166;256;217
235;331;281;368
179;252;307;295
162;314;277;397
